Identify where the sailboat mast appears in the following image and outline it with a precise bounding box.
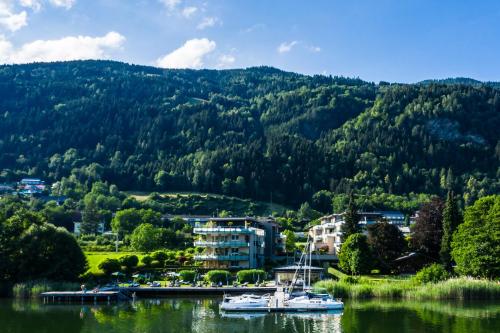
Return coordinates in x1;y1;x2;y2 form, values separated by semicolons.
307;236;312;289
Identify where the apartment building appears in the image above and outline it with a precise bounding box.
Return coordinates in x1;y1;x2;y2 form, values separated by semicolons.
309;211;407;255
193;217;285;269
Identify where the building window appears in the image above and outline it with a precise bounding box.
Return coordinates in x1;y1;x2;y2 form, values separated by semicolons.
231;234;239;240
231;248;239;254
230;261;239;267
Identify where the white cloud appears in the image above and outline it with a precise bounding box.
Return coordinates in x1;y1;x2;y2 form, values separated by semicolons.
277;41;298;53
156;38;216;69
49;0;75;9
196;16;220;30
242;23;265;33
181;6;197;18
0;31;125;64
309;45;321;53
216;54;235;68
0;2;27;32
0;35;13;62
19;0;42;11
160;0;181;11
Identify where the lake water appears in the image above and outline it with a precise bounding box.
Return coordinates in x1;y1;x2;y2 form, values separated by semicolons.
1;297;499;333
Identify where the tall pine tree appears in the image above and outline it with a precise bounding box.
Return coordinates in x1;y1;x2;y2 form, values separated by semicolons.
81;199;101;235
440;191;461;269
342;192;360;240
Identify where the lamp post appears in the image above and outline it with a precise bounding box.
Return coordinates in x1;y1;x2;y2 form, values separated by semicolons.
103;231;119;252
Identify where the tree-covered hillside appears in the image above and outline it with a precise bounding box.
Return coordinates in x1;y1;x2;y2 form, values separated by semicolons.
0;61;498;206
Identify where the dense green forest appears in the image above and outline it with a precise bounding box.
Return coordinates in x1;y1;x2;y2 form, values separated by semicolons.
0;60;498;206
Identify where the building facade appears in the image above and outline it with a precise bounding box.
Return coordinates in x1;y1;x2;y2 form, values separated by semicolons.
18;178;46;196
310;211;408;255
193;217;286;269
194;226;265;269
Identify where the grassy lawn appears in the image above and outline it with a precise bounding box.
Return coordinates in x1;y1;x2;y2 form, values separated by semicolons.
327;267;412;282
85;251;146;274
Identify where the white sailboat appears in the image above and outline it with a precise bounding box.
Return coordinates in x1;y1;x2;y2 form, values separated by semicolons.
283;237;344;311
220;293;270;310
219;237;343;312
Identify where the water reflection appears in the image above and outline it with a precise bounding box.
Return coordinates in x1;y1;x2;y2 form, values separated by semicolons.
1;297;499;333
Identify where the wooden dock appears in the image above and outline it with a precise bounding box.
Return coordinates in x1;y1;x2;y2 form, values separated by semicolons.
124;286;277;297
40;291;130;303
40;286;281;303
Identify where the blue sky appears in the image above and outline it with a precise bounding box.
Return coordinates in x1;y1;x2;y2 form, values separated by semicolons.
0;0;499;82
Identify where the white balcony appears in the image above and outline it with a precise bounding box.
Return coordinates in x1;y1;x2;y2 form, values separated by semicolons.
194;254;249;261
193;227;254;235
194;240;249;247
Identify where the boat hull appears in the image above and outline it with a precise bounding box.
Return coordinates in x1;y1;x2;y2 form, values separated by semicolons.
220;305;343;312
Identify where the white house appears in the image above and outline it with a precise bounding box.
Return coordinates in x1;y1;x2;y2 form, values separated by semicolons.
309;211;408;255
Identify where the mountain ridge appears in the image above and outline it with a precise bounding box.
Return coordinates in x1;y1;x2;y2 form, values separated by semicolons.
0;60;498;206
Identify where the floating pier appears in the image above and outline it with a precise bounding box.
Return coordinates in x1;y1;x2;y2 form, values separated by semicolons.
40;291;130;303
124;286;277;297
40;286;278;303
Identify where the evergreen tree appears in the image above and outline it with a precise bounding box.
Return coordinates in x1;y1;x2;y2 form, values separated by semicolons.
440;191;461;269
81;199;101;235
342;193;360;240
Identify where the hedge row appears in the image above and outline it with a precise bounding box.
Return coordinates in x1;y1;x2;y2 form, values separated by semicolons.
236;269;267;283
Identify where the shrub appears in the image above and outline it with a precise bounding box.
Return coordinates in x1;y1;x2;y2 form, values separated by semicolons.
98;258;121;275
179;270;196;282
205;270;232;284
340;275;359;284
141;255;153;267
151;250;169;263
236;269;267;283
414;264;449;284
80;235;96;242
119;255;139;272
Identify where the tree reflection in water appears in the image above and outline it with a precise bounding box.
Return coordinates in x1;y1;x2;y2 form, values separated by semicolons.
1;297;499;333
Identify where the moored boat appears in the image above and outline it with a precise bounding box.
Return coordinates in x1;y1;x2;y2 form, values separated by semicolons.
219;237;343;312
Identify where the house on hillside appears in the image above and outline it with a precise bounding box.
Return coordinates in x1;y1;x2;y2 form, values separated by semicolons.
309;211;411;255
17;178;47;196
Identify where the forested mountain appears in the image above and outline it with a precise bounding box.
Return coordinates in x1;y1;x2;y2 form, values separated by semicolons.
419;77;500;88
0;60;498;206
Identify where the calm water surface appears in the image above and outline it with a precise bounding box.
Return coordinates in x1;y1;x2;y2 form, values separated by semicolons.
1;297;499;333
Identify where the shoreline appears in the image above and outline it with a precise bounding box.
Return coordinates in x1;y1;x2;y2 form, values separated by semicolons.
314;277;500;300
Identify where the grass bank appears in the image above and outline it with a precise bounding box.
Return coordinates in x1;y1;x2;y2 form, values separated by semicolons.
315;277;500;300
12;281;80;299
85;251;146;274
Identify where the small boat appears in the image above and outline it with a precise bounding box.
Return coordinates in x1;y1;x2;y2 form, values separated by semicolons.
220;294;270;311
219;237;343;312
286;292;343;311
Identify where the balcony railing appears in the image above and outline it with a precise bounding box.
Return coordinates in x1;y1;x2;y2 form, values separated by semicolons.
194;240;249;247
193;227;254;234
194;254;249;261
